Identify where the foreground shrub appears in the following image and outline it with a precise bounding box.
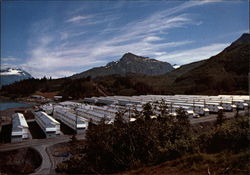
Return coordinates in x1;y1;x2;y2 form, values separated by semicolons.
198;115;249;153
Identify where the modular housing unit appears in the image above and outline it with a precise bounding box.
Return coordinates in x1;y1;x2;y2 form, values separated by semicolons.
59;101;82;108
96;98;116;105
161;99;222;114
231;101;248;110
11;113;29;143
40;103;54;115
174;103;209;116
168;105;197;118
76;105;116;124
83;97;97;104
54;106;88;134
92;106;118;117
118;99;141;106
34;111;60;138
158;101;209;116
208;101;236;111
195;102;223;113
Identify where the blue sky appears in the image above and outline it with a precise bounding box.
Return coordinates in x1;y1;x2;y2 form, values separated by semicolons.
1;0;249;78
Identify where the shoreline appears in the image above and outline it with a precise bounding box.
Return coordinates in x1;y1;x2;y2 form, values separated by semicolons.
0;102;36;124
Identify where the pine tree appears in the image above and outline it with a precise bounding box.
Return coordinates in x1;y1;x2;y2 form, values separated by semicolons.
216;110;225;126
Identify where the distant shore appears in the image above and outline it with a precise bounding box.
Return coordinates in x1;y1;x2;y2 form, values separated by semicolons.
0;98;39;122
0;106;32;117
0;96;12;102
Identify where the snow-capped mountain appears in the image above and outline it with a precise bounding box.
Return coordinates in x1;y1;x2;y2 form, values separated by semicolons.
0;67;33;86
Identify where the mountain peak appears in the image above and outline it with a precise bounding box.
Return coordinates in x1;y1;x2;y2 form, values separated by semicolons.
122;52;136;57
120;52;146;61
224;33;250;52
232;33;250;45
72;53;174;79
120;52;157;63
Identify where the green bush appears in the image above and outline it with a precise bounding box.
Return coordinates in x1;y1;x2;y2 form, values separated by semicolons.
197;115;249;153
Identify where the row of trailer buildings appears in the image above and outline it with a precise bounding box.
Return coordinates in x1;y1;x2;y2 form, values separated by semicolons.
83;95;249;117
10;95;249;143
11;111;61;142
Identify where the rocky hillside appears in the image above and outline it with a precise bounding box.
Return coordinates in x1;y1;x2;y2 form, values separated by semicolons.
71;53;174;79
172;33;250;94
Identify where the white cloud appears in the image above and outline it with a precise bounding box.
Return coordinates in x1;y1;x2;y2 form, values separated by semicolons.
1;63;18;70
66;15;92;23
143;36;162;42
29;70;77;79
157;43;229;65
1;57;18;62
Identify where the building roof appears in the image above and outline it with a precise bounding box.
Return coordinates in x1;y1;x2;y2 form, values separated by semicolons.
59;101;81;106
54;106;88;124
35;111;60;128
12;113;28;136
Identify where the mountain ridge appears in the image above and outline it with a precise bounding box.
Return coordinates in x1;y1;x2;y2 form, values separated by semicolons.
71;52;174;79
171;33;250;94
0;33;248;98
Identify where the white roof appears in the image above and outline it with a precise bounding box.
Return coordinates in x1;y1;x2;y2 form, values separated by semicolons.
130;118;136;122
12;113;28;128
35;111;60;128
59;101;81;106
54;106;88;124
12;113;28;136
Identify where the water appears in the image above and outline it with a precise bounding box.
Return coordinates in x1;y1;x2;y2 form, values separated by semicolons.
0;101;31;111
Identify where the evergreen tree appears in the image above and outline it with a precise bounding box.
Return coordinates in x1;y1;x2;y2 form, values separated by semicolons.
142;102;154;120
216;110;225;126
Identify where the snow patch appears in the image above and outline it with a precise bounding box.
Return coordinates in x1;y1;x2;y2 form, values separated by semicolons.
173;65;181;69
0;69;23;76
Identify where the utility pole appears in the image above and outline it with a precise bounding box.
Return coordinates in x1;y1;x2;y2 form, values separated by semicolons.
170;102;172;113
193;99;195;111
129;105;131;120
52;104;55;117
74;106;78;134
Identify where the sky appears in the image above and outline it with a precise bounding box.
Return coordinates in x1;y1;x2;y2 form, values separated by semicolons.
1;0;249;78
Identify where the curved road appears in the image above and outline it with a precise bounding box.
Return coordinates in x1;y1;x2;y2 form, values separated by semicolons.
0;134;85;174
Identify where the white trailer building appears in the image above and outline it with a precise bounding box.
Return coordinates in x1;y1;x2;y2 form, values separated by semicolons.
11;113;29;143
206;101;236;111
188;102;223;113
59;101;82;108
231;101;248;110
40;103;54;115
96;98;116;105
76;105;117;124
83;97;97;104
34;111;60;138
54;106;88;134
